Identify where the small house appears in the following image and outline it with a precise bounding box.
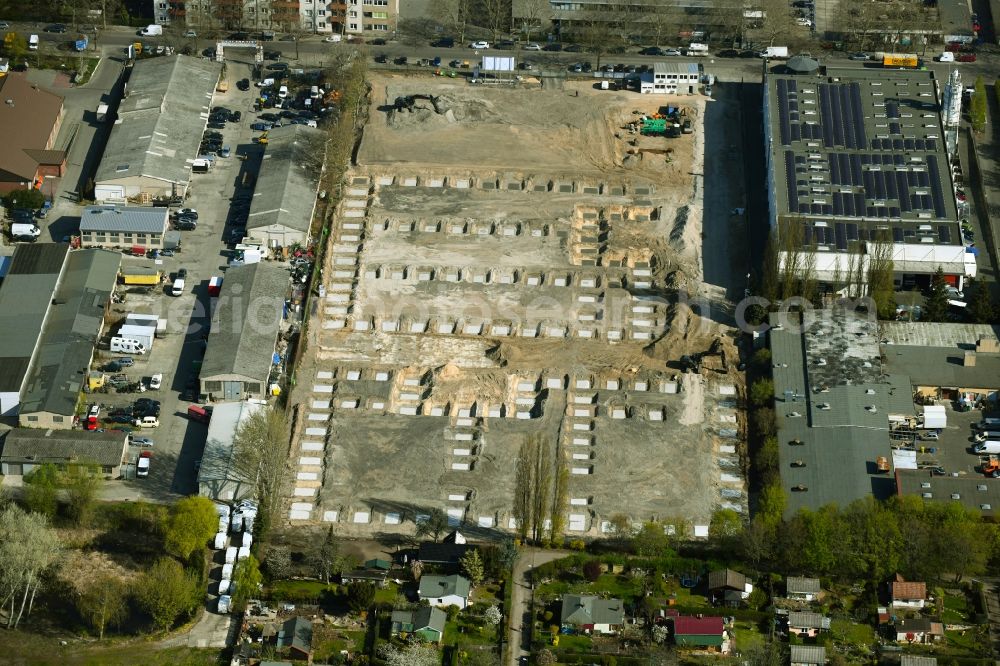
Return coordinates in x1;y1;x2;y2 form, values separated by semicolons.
559;594;625;635
341;558;391;587
391;606;447;643
895;617;944;644
890;576;927;609
672;615;726;651
790;644;826;666
418;531;472;567
417;574;471;609
787;611;830;638
785;576;821;601
276;616;312;660
707;569;753;607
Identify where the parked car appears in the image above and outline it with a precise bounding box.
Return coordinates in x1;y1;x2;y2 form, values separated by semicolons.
251;121;272;131
564;44;583;52
664;48;682;56
175;208;198;219
469;40;490;49
717;49;740;57
237;78;251;91
431;37;454;48
44;23;67;33
148;373;162;390
370;38;387;45
957;53;977;62
137;451;152;477
523;42;542;50
184;29;197;37
130;436;155;447
542;43;563;51
640;46;665;56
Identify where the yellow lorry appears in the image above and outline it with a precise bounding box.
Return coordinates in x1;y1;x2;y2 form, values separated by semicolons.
882;53;919;68
119;267;161;286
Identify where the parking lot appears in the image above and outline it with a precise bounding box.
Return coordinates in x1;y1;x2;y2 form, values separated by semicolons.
890;403;991;478
81;57;288;498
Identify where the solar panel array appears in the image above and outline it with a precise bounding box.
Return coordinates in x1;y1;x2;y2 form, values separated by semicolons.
772;73;955;242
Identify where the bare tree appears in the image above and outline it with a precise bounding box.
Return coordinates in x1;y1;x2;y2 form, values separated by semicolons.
77;573;128;639
480;0;511;43
515;0;551;42
231;408;290;538
430;0;473;44
0;504;61;629
866;231;896;319
758;0;798;47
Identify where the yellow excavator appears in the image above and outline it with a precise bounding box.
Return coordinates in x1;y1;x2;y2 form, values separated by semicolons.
254;131;268;146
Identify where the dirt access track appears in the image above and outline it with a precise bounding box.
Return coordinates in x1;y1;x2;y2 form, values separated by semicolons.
284;73;747;539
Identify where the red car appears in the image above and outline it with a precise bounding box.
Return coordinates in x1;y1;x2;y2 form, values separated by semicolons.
957;53;977;62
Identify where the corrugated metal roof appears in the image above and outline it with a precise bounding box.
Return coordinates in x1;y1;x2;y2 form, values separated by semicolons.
200;263;287;383
81;205;169;234
95;55;221;188
1;428;127;468
247;124;323;236
653;61;700;75
198;400;264;484
790;645;826;664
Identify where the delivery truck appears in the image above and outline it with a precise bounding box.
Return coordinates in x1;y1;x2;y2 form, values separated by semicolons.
759;46;789;59
883;53;919;68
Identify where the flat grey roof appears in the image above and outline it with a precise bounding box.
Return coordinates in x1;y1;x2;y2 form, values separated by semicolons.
652;62;700;75
198;400;264;485
896;470;1000;517
1;428;127;468
771;310;909;516
20;249;121;417
0;244;68;392
81;205;169;234
247;124;323;236
766;67;960;253
95;55;221;187
790;645;826;664
201;263;287;384
883;344;1000;390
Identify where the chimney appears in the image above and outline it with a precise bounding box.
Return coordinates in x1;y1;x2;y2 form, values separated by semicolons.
976;337;999;353
964;351;977;367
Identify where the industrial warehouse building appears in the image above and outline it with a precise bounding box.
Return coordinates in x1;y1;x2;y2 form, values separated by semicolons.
80;205;169;251
0;245;120;424
197;400;265;501
246;124;323;249
770;310;1000;517
0;73;66;194
0;428;129;478
201;262;288;402
764;67;975;290
94;55;221;203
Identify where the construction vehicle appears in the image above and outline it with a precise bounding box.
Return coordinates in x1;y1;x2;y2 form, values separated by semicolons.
119;266;161;286
981;456;1000;478
254;131;268;145
876;456;890;473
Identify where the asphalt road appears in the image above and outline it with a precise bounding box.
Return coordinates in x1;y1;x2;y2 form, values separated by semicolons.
507;548;570;666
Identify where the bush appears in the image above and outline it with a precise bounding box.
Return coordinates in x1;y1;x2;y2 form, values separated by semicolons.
3;188;45;210
582;560;602;582
569;539;586;551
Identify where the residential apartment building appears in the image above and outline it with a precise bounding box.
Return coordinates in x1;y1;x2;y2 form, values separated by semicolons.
167;0;357;33
345;0;398;36
511;0;743;44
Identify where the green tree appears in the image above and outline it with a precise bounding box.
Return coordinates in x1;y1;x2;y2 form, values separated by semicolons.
3;188;45;210
231;408;290;538
512;438;534;541
23;463;59;519
923;266;950;322
415;508;449;542
749;379;775;407
757;482;787;528
264;545;291;580
313;526;341;584
709;509;743;543
751;407;777;439
750;348;772;373
346;581;376;612
459;548;484;586
232;555;262;610
633;521;671;557
866;231;896;319
164;496;218;560
135;558;200;630
530;435;553;542
754;436;780;484
969;279;995;324
549;463;568;542
746;585;769;610
65;465;100;526
77;573;129;639
495;538;518;573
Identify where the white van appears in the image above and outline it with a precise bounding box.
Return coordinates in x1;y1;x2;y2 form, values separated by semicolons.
28;34;39;50
171;277;185;296
140;24;163;36
110;337;147;355
939;51;955;63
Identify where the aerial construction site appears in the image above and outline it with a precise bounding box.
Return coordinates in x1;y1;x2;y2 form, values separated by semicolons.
286;73;748;538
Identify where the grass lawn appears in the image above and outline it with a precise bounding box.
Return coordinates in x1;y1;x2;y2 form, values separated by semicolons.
671;587;711;607
553;632;593;652
444;615;496;648
373;581;400;605
537;573;641;602
267;579;330;601
0;635;221;666
731;621;765;650
830;618;875;648
942;593;970;624
313;626;366;661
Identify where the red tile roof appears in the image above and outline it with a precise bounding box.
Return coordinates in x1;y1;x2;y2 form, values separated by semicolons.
891;581;926;600
673;616;724;636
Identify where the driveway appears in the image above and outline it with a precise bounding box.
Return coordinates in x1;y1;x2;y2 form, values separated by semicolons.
157;605;234;649
507;548;569;665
